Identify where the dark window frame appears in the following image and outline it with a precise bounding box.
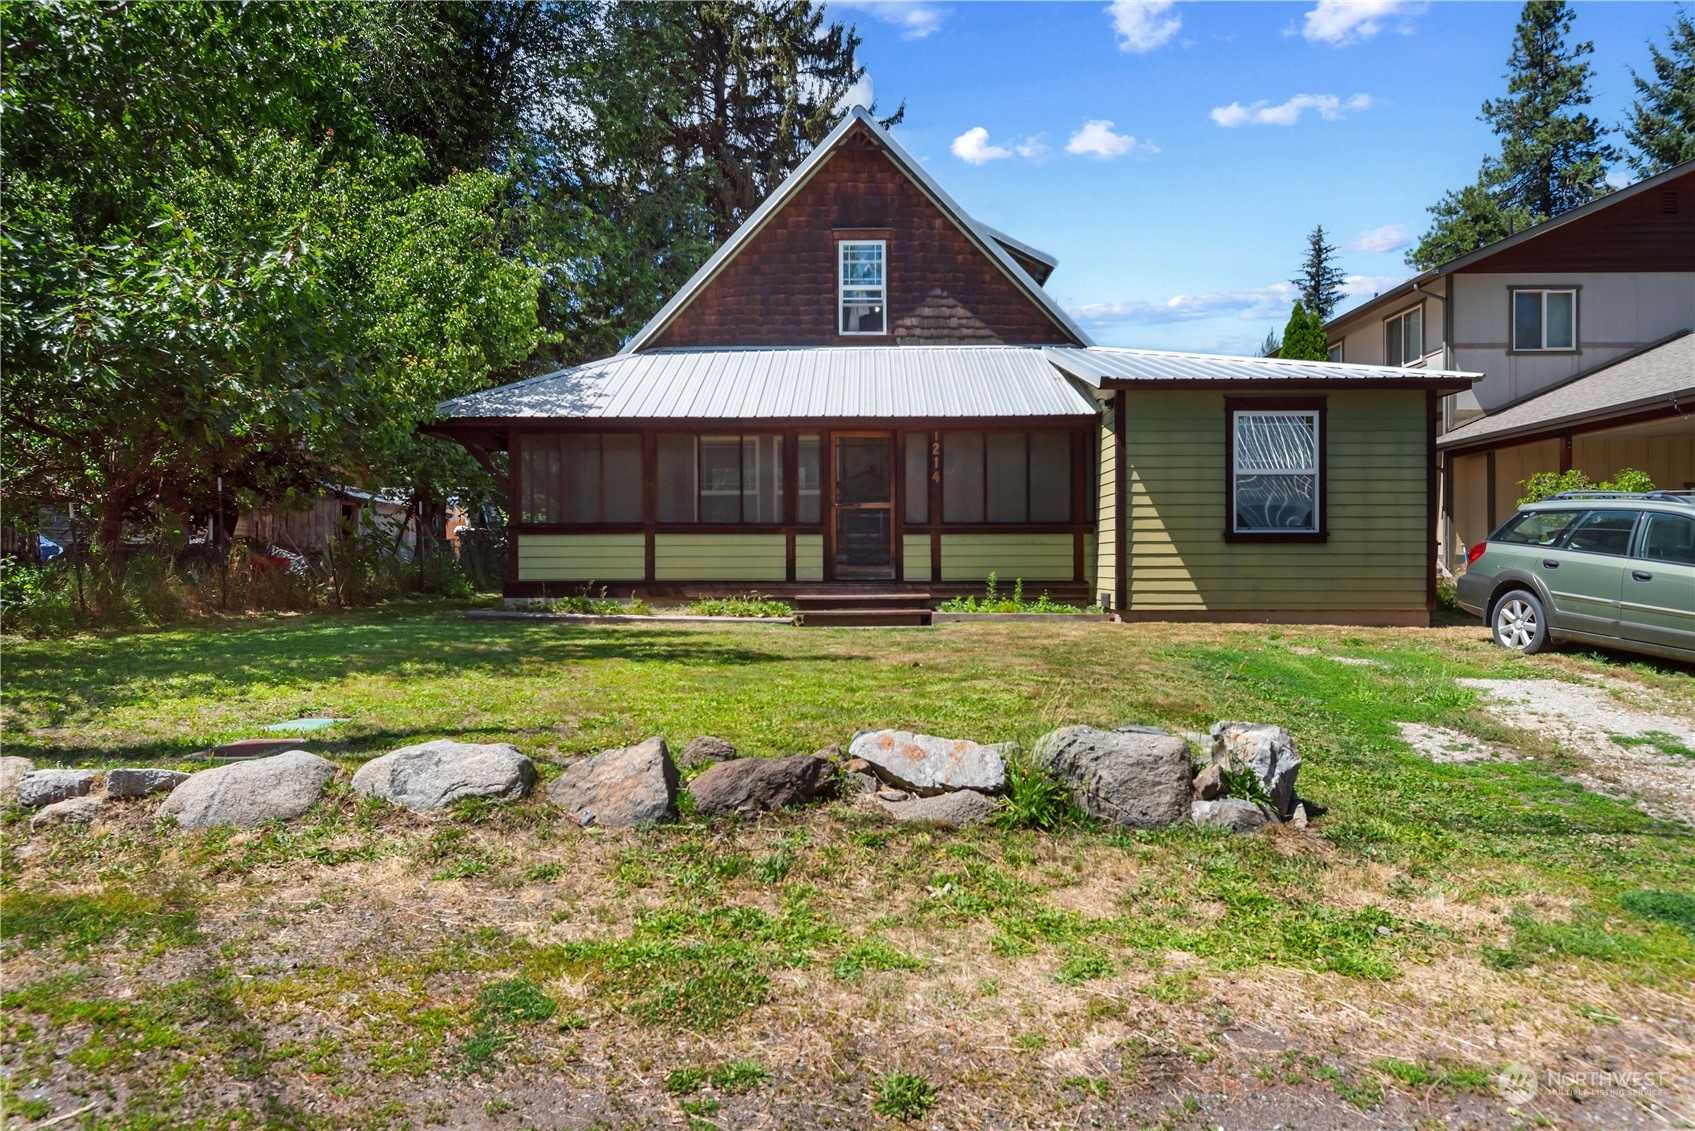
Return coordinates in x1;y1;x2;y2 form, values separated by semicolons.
1223;396;1329;544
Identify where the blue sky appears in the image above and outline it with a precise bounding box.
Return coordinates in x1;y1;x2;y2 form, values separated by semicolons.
826;0;1682;355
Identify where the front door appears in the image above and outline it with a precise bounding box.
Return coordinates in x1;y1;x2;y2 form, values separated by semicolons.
833;433;894;580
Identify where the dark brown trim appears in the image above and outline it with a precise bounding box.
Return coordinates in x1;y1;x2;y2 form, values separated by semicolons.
1222;396;1329;544
1425;389;1439;613
928;430;942;582
1099;378;1472;392
1559;430;1573;473
507;434;523;590
1486;450;1498;531
1113;390;1128;615
643;431;658;581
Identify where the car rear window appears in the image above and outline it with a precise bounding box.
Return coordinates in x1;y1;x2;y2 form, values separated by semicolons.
1494;510;1581;546
1562;510;1641;556
1639;512;1695;565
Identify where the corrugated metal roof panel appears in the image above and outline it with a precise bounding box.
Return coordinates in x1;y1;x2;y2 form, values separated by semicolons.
437;347;1100;421
1045;346;1480;386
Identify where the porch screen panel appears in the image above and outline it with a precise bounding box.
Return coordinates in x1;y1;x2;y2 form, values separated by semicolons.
520;437;561;524
904;434;930;524
986;432;1028;522
657;435;697;522
603;435;643;522
559;436;602;524
743;436;784;523
942;431;986;523
798;435;822;523
1028;432;1072;522
700;437;742;522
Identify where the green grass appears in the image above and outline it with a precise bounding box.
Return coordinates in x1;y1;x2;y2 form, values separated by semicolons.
871;1072;937;1120
1608;730;1695;759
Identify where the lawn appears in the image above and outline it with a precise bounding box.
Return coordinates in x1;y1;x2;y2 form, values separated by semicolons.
3;607;1693;1129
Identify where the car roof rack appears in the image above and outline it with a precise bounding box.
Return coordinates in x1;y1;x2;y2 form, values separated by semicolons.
1543;489;1695;504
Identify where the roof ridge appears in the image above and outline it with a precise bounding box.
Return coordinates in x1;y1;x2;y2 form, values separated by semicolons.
1065;343;1479;379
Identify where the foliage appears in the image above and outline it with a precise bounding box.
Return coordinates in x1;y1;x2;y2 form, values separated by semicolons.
1278;302;1330;362
687;595;794;618
992;760;1085;834
1218;766;1273;808
1623;7;1695;176
1258;327;1282;358
1291;225;1347;321
1515;467;1654;506
871;1073;937;1121
938;574;1096;614
540;592;655;616
1408;0;1617;269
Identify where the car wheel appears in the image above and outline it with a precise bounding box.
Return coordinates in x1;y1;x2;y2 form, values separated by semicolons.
1491;589;1549;654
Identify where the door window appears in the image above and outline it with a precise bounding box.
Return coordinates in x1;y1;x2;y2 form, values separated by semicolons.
1562;511;1641;556
1638;513;1695;565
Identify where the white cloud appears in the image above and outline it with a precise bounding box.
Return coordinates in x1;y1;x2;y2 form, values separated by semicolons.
840;73;875;112
1014;134;1050;161
1108;0;1181;52
1302;0;1426;45
833;0;947;39
1348;224;1411;253
1210;92;1372;127
1071;273;1401;327
1342;273;1402;299
1066;119;1156;159
950;126;1012;165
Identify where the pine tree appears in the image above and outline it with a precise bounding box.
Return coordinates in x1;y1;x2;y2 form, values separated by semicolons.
1279;302;1329;361
1406;177;1537;270
1259;327;1282;358
1290;225;1347;321
1624;7;1695;175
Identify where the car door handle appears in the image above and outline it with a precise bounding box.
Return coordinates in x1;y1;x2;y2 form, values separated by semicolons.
1631;570;1653;582
1541;559;1560;569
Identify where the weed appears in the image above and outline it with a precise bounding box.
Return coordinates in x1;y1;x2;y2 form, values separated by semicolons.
938;572;1097;614
687;593;792;618
1217;765;1271;808
710;1059;770;1093
477;979;556;1026
992;759;1083;833
1373;1057;1494;1095
665;1067;708;1095
833;938;925;980
1055;949;1114;985
872;1072;937;1121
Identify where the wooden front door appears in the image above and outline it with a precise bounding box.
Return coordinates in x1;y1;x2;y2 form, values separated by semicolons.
832;433;895;580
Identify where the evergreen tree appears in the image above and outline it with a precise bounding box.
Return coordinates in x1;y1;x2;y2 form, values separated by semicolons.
1259;327;1282;358
1623;6;1695;176
1290;225;1347;320
1406;177;1537;270
1279;302;1329;362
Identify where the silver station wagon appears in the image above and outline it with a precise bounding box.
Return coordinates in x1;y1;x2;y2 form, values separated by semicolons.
1456;491;1695;663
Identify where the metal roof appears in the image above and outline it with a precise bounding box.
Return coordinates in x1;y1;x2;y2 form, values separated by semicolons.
1438;332;1694;450
1044;346;1480;388
437;347;1100;421
618;108;1089;353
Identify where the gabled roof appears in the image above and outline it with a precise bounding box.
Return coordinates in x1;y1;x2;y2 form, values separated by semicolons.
436;346;1099;422
1438;332;1694;450
977;221;1059;285
618;108;1089;353
1325;157;1695;332
1045;346;1479;390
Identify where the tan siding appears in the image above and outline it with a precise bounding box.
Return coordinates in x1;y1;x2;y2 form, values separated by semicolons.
653;534;786;581
902;534;933;581
940;533;1074;582
1094;394;1119;602
796;534;824;582
517;533;646;581
1125;389;1430;612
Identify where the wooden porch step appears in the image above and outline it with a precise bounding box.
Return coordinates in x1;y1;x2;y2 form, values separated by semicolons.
797;607;932;627
792;592;933;611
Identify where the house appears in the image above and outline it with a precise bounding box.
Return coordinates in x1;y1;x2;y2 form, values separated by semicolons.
431;109;1476;624
234;487;416;557
1322;160;1695;565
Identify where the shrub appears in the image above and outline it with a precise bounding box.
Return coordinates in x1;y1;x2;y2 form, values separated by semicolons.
1516;467;1654;506
939;572;1098;615
991;759;1083;833
687;593;792;617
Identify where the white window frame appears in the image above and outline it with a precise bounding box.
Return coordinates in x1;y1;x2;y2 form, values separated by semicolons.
1326;342;1343;363
1384;305;1423;367
838;239;887;336
1511;287;1578;352
1231;409;1321;535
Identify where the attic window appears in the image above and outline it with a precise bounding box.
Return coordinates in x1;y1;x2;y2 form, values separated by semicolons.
839;240;886;334
1664;189;1679;214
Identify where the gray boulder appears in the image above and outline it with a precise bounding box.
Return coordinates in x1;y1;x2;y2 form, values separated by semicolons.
678;736;738;770
689;754;832;817
875;789;999;829
31;795;102;829
1192;763;1225;801
848;730;1007;795
352;740;535;812
547;737;677;828
1032;726;1192;828
106;768;191;800
16;769;97;808
1209;722;1301;818
0;756;35;800
159;751;339;829
1191;798;1271;834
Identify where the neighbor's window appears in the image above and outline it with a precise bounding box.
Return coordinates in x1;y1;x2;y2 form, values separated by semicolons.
656;434;784;523
1384;307;1423;367
1512;289;1576;351
941;431;1072;524
1326;342;1343;363
839;240;886;334
1231;411;1320;533
519;434;642;524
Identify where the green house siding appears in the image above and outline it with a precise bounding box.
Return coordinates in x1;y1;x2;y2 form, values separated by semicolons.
1093;392;1119;605
1123;389;1429;613
796;534;824;582
902;534;933;581
517;533;645;581
654;534;787;581
939;533;1074;582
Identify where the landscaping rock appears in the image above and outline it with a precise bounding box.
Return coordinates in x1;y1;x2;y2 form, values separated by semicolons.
1191;798;1271;834
1192;763;1224;801
1032;726;1191;829
16;769;97;809
159;751;339;829
678;736;738;770
1291;802;1310;829
547;737;677;828
1208;722;1301;818
0;756;35;800
812;743;843;763
848;729;1008;795
844;772;880;795
106;768;191;800
30;795;102;829
876;789;999;829
689;754;832;817
352;740;535;812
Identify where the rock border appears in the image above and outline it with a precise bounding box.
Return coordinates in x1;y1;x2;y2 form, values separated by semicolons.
469;610;794;625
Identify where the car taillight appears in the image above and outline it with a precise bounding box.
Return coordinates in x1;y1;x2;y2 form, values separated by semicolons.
1467;541;1488;565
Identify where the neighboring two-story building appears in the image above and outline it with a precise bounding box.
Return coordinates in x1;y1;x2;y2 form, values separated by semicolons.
432;109;1476;624
1323;161;1695;566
